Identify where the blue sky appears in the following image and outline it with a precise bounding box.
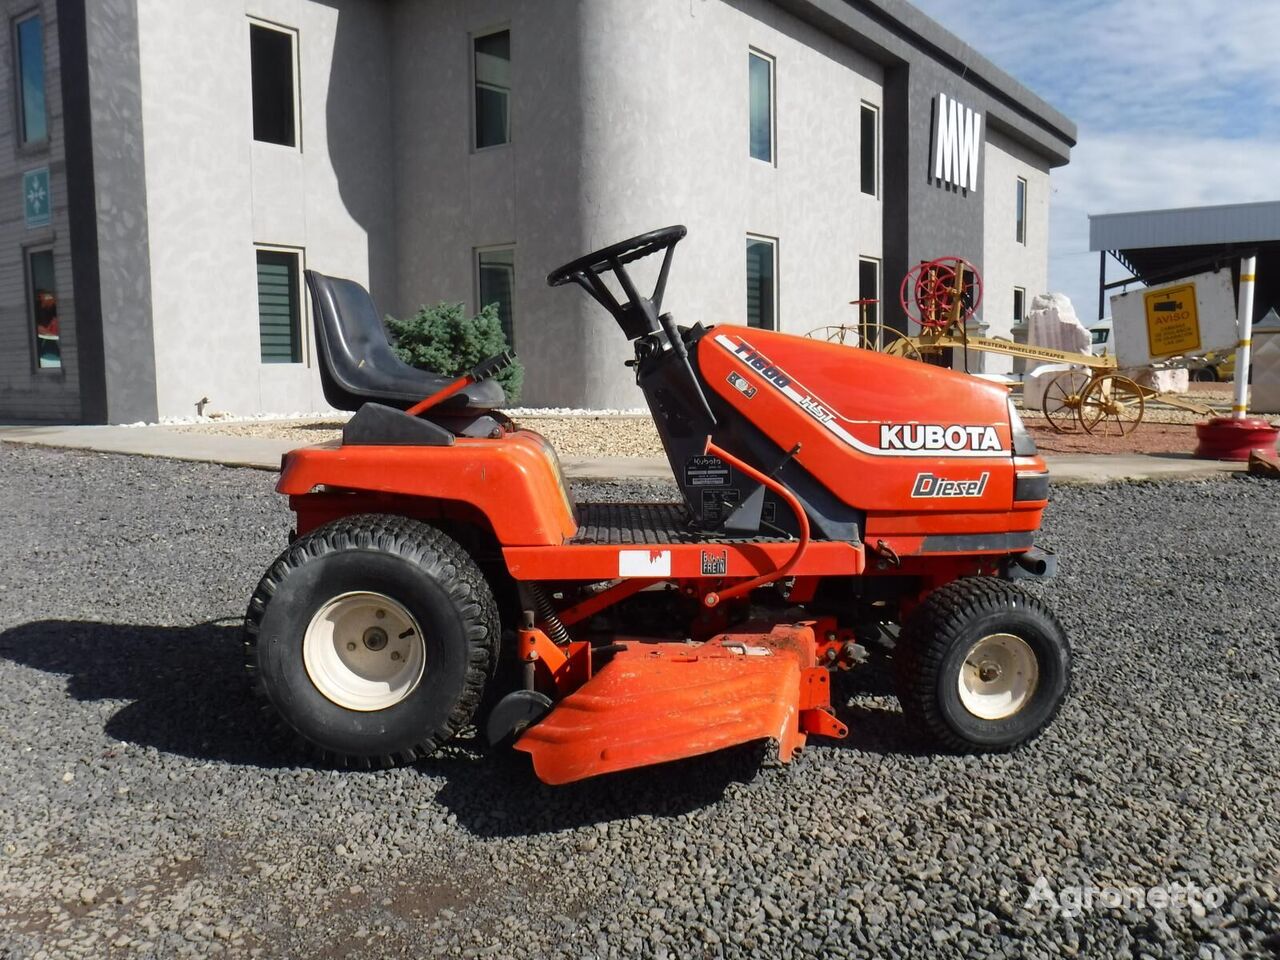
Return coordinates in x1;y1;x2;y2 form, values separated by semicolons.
912;0;1280;322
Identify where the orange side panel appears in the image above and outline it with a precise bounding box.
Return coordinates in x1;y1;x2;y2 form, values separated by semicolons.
696;326;1046;538
503;539;864;582
276;430;577;546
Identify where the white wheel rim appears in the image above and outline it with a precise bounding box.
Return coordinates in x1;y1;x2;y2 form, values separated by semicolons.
957;633;1039;721
303;591;426;711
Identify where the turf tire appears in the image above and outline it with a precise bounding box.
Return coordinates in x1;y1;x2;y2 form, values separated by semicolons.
895;577;1070;753
244;514;498;768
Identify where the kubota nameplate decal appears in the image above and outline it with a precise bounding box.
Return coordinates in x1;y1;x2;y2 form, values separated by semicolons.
714;334;1008;458
912;472;990;497
882;424;1002;453
685;455;730;487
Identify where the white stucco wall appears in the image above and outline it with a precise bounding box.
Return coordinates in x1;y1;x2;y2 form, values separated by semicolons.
981;127;1050;374
391;0;885;408
127;0;1060;415
137;0;395;419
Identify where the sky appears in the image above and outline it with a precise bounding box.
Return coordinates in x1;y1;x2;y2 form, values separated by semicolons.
911;0;1280;322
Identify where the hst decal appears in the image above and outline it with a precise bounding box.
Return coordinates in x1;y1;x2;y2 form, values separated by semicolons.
881;424;1002;453
911;472;990;498
715;334;1008;459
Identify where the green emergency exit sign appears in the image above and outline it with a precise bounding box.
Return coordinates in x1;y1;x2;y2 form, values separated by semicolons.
24;167;49;229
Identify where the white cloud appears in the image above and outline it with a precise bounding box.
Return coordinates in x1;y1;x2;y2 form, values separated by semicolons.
1051;133;1280;319
913;0;1280;320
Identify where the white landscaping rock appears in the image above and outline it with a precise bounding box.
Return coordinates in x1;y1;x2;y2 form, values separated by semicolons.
1124;367;1188;394
1250;334;1280;414
1024;363;1076;410
1026;293;1093;357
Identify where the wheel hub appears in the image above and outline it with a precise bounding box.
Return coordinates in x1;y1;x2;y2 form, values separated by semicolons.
958;633;1039;721
303;591;426;712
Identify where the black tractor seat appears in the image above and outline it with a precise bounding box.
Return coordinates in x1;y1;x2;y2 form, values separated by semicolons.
305;270;505;413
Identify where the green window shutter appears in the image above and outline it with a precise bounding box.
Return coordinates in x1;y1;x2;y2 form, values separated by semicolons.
257;251;300;363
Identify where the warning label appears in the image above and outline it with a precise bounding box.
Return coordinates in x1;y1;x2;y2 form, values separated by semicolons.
701;550;728;576
684;455;730;487
1144;283;1201;358
701;488;741;523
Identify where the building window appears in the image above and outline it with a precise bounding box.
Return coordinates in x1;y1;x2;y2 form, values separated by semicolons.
477;247;516;347
14;12;46;145
748;50;773;163
745;236;777;329
250;22;297;147
859;103;878;197
27;248;58;369
857;257;880;328
474;29;511;149
1015;176;1027;245
257;249;302;363
1013;287;1025;323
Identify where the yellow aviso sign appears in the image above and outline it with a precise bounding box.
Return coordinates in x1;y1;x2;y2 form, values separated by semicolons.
1143;283;1200;358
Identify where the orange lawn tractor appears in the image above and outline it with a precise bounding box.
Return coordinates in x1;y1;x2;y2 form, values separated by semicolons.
245;226;1069;785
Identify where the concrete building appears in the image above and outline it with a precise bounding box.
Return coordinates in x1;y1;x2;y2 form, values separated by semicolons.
1;0;1074;423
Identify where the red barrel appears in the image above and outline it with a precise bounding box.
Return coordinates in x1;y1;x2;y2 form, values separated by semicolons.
1194;417;1280;461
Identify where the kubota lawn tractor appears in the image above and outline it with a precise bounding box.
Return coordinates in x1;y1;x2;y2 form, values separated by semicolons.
245;226;1070;784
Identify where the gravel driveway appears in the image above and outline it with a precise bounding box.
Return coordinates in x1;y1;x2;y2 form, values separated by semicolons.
0;445;1277;959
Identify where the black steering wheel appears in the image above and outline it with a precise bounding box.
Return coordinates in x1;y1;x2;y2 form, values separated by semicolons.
546;226;686;343
546;224;715;427
546;225;687;289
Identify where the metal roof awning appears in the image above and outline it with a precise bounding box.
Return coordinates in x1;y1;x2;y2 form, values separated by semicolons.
1087;200;1280;323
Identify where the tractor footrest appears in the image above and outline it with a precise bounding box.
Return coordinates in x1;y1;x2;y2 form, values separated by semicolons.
514;623;845;784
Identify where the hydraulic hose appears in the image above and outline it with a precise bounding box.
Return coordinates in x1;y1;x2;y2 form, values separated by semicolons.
701;439;810;607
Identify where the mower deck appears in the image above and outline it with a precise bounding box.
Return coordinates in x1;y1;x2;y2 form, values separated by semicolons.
514;623;848;784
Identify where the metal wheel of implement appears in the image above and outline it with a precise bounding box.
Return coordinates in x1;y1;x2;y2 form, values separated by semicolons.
1080;374;1145;436
957;633;1040;721
858;322;924;361
806;324;859;344
806;322;923;361
303;591;427;711
1041;369;1091;434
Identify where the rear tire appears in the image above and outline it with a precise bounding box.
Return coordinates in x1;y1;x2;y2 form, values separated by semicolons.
245;514;498;768
895;577;1070;752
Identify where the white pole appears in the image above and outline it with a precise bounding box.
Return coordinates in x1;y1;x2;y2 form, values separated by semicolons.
1233;255;1257;420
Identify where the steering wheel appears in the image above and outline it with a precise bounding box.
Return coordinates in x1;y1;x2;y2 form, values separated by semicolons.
547;224;715;427
547;225;687;288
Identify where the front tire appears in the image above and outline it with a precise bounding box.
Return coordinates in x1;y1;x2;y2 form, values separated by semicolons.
245;515;498;768
896;577;1070;752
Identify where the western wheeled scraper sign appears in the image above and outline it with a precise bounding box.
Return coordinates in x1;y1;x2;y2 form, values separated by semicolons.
1109;269;1237;366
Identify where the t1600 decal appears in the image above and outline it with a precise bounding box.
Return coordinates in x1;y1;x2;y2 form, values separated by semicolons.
714;334;1008;458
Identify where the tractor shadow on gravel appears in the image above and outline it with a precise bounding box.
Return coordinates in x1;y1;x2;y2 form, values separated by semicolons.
0;618;932;831
0;618;293;769
425;739;780;836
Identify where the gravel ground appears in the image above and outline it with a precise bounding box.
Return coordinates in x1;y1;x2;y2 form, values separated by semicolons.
1;445;1278;959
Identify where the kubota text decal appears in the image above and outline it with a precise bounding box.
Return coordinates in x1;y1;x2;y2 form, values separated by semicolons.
715;334;1008;458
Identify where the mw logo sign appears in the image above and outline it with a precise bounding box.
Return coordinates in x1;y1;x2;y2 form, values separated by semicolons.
933;93;982;191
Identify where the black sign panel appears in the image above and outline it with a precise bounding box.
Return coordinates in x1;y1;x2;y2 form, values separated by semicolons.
684;455;730;487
